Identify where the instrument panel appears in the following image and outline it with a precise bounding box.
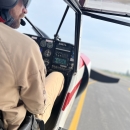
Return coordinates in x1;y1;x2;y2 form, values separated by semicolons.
25;34;74;75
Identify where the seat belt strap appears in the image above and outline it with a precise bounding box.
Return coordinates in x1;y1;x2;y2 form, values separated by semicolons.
38;120;45;130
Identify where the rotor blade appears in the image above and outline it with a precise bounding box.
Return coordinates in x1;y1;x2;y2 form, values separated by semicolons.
90;69;120;83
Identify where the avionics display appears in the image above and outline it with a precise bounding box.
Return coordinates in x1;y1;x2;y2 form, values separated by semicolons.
53;57;67;66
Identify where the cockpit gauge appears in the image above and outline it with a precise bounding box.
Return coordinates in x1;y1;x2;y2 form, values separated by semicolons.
44;59;50;66
40;40;46;47
44;49;51;57
47;42;53;49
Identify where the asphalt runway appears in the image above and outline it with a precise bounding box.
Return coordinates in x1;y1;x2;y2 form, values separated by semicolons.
64;78;130;130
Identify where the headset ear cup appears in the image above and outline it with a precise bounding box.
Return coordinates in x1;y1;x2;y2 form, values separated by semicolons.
0;9;14;26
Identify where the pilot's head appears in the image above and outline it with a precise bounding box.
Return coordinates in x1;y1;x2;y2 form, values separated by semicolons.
0;0;31;29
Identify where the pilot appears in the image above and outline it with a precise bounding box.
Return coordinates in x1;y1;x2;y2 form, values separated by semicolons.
0;0;64;129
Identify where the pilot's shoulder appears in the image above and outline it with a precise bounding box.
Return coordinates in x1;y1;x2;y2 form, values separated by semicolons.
0;23;39;52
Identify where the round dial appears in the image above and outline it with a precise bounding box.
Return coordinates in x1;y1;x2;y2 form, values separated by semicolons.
40;40;46;47
44;59;50;66
47;42;53;48
44;49;51;57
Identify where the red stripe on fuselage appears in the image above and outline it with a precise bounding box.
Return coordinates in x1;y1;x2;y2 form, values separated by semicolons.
62;54;90;111
62;80;81;111
80;53;91;69
79;57;85;68
80;53;90;66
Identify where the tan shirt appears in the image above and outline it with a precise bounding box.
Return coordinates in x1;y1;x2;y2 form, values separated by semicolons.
0;23;46;130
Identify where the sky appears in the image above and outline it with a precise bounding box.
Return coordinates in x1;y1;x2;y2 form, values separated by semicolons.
18;0;130;74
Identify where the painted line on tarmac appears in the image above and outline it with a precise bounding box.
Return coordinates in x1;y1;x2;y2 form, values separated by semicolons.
69;81;96;130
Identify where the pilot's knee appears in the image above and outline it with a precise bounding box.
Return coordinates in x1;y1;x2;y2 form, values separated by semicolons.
51;72;64;95
52;71;64;82
58;72;64;81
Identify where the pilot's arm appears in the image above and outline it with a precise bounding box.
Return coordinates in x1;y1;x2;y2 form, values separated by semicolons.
18;37;47;114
